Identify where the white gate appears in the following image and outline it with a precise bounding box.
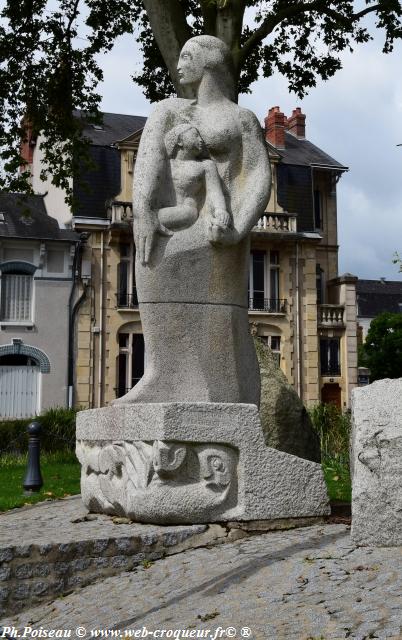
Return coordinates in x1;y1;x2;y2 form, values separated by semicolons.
0;366;40;418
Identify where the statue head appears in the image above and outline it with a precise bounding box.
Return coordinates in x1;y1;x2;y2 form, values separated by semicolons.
177;35;235;100
164;123;204;158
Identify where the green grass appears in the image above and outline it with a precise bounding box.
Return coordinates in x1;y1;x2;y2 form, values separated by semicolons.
0;450;81;512
322;458;351;503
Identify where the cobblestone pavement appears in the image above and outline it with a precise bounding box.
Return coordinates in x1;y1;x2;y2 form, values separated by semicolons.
3;523;402;639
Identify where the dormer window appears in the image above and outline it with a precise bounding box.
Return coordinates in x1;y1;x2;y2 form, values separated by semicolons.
0;261;36;323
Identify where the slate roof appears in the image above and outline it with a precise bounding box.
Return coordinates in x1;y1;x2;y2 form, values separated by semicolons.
76;111;147;146
72;110;346;220
0;193;78;241
357;279;402;317
279;132;347;170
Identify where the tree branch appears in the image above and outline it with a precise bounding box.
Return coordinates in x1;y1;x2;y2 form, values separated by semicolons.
142;0;192;95
199;0;217;35
239;1;381;63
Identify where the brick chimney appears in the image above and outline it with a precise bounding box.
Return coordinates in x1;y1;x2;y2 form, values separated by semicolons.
287;107;306;139
264;106;286;149
19;120;36;169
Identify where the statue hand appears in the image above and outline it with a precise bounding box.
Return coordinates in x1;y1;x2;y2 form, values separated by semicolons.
208;222;238;246
212;208;232;228
135;217;173;265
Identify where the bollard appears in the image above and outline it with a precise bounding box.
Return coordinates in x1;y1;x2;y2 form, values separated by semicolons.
23;421;43;494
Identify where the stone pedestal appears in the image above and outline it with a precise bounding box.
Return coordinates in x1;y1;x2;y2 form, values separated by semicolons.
76;403;329;524
351;379;402;546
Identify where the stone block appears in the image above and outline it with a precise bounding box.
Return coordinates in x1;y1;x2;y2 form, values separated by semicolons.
351;378;402;546
76;402;329;524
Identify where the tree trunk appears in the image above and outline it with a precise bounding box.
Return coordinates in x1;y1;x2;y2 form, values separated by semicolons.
142;0;245;101
141;0;193;97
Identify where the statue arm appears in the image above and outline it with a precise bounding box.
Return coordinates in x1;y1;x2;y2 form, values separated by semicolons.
234;109;271;237
132;102;173;264
204;160;229;214
208;109;271;246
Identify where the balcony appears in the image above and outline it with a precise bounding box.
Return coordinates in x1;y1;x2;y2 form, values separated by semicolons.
254;212;297;233
249;298;287;314
318;304;345;328
116;290;139;309
108;201;133;224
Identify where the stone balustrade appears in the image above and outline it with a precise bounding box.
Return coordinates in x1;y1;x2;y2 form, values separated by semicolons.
318;304;345;327
108;201;133;224
255;212;297;232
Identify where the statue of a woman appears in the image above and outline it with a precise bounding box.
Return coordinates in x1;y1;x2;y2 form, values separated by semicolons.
117;35;271;406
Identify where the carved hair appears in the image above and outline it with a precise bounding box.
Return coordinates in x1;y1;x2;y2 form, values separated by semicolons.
186;35;235;100
164;123;201;158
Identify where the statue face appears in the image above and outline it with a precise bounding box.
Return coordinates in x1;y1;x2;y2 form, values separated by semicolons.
177;42;204;85
180;127;204;155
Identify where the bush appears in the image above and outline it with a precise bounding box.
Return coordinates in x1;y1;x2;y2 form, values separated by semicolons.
0;407;77;455
309;403;351;464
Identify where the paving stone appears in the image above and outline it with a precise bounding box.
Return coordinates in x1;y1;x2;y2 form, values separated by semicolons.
2;523;402;639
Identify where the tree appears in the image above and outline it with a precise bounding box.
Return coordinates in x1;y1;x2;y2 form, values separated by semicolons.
1;0;401;202
359;312;402;382
393;251;402;272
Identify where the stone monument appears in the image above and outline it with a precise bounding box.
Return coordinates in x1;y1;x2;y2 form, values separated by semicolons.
351;378;402;546
76;35;329;523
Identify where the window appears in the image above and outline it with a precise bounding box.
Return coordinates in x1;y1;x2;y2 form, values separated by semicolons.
117;244;137;308
46;250;64;274
320;338;341;376
0;269;33;322
316;265;324;305
259;335;281;365
249;250;283;312
314;189;322;229
116;332;145;397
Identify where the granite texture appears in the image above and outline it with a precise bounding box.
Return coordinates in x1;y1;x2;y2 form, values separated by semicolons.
7;523;402;639
76;403;330;524
351;378;402;546
115;35;271;405
255;337;321;462
0;496;227;617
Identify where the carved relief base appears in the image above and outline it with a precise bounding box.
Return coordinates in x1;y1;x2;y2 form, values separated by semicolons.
76;440;237;523
76;403;330;524
351;379;402;546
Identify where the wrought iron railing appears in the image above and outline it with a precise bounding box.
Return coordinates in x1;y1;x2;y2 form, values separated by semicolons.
248;298;287;313
116;290;139;309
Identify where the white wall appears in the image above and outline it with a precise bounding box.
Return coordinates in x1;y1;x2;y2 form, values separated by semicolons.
31;135;73;227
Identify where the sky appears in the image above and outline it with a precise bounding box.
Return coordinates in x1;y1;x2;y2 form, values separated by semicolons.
95;18;402;281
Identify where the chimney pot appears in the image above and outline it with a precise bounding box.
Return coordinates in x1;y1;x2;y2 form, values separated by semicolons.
264;106;286;149
287;107;306;139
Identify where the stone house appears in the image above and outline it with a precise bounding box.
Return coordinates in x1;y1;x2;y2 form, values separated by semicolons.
25;106;358;410
0;193;80;418
356;278;402;341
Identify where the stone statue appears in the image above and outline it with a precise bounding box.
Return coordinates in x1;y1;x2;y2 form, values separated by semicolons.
76;36;330;525
116;35;272;405
158;124;232;232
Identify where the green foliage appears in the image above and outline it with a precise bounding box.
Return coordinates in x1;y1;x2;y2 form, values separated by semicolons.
1;1;401;200
309;403;352;502
393;251;402;272
322;458;351;503
0;406;77;455
359;311;402;382
309;403;351;463
0;451;80;512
